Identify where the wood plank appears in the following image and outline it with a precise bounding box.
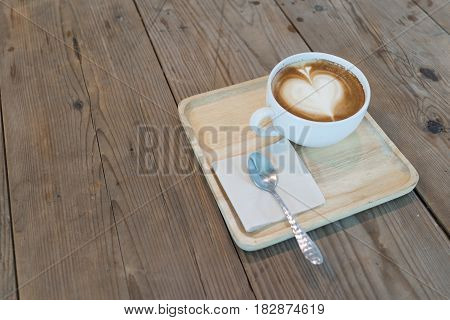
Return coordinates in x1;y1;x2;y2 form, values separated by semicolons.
0;107;17;300
0;8;17;300
134;0;309;102
0;0;129;298
244;193;450;299
276;0;450;231
64;0;254;299
412;0;450;32
135;0;450;298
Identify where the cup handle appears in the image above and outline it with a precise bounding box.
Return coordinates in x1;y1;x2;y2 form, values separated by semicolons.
249;107;282;137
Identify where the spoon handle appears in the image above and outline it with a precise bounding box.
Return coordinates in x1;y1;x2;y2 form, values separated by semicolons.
271;191;323;265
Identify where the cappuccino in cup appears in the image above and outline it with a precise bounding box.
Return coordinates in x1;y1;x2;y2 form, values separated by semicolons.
272;60;365;122
250;52;371;147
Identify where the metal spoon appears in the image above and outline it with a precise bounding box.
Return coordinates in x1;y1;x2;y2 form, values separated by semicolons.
248;152;323;265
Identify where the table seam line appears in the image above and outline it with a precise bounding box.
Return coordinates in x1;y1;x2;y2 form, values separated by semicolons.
413;189;450;238
0;89;20;300
132;0;258;299
412;0;449;34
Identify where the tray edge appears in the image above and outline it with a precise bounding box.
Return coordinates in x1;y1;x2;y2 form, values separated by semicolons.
178;82;420;251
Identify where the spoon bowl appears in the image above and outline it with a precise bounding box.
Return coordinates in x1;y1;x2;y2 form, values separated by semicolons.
248;152;278;192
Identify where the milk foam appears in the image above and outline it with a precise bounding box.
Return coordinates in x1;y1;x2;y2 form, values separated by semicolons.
279;66;344;120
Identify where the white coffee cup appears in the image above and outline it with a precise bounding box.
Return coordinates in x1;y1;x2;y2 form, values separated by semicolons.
250;52;371;147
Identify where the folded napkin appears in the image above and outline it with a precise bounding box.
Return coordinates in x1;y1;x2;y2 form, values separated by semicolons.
212;139;325;232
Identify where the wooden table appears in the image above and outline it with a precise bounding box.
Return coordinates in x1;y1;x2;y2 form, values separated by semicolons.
0;0;448;299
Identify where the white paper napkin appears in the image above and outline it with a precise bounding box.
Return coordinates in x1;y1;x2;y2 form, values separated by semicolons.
212;139;325;232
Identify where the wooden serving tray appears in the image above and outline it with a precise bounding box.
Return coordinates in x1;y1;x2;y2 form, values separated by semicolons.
178;76;419;251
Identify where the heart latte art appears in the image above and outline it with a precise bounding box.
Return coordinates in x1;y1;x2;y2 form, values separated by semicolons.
272;60;365;122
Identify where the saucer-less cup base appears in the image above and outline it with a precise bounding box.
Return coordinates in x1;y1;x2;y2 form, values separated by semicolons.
249;52;371;148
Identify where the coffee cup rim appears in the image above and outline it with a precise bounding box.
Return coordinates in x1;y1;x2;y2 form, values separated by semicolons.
269;52;371;126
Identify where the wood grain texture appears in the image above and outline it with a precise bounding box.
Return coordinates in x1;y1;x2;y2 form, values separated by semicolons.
0;0;129;299
65;0;254;299
180;77;419;251
412;0;450;32
0;6;17;300
135;0;450;298
0;107;17;299
134;0;310;102
276;0;450;231
243;193;450;299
